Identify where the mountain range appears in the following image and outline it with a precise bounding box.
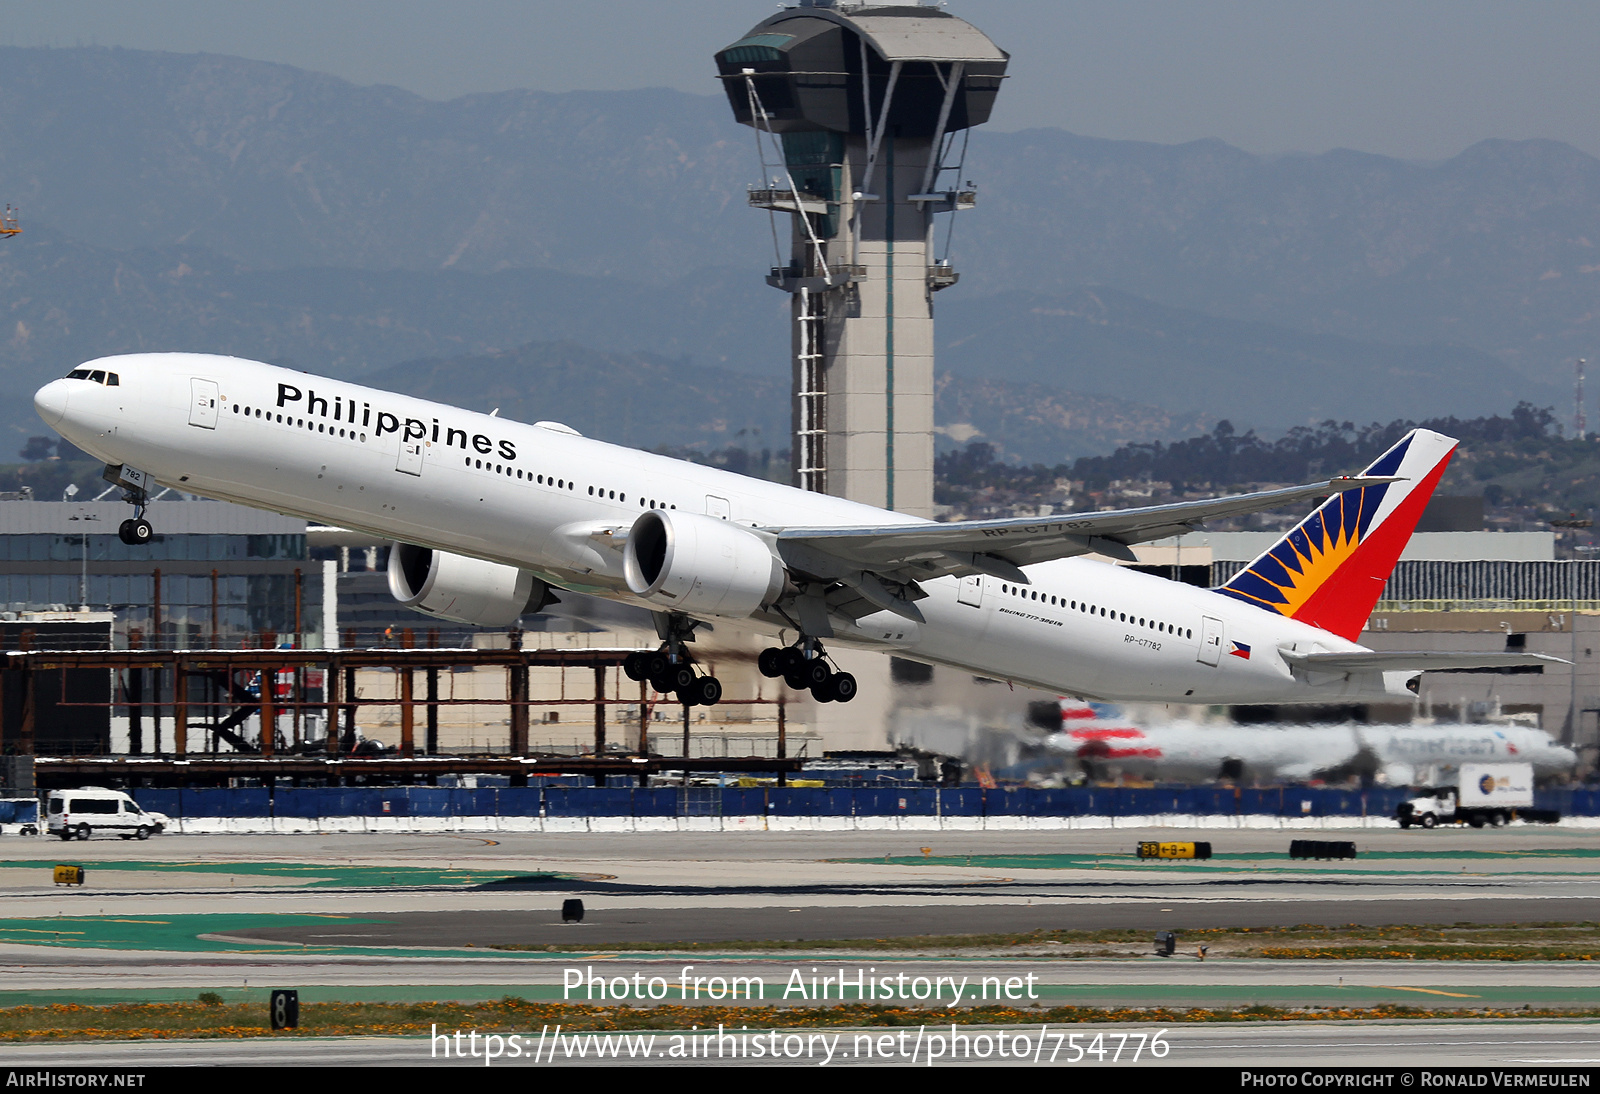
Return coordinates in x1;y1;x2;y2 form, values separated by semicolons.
0;45;1589;461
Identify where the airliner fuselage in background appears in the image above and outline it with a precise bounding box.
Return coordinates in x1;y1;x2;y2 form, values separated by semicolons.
1040;702;1577;785
33;353;1557;707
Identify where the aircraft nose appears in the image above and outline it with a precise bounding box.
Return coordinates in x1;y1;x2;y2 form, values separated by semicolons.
33;379;71;429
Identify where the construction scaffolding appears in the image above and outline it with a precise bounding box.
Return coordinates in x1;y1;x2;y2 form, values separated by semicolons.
1;642;799;787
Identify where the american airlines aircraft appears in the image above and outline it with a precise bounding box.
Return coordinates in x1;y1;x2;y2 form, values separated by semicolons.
1040;702;1577;785
33;353;1555;707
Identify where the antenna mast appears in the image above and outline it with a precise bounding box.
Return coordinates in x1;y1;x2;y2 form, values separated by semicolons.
1578;358;1588;439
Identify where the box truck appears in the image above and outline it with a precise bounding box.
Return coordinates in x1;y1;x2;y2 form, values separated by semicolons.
1396;763;1540;828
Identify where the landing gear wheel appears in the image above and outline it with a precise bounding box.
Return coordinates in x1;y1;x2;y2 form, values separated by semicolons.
118;518;153;546
758;648;784;679
828;671;858;703
777;647;806;676
644;652;670;679
667;664;696;692
623;652;649;681
783;669;809;691
801;659;833;689
688;676;723;706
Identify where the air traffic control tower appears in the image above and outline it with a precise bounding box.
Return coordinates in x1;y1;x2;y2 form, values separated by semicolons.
715;2;1007;517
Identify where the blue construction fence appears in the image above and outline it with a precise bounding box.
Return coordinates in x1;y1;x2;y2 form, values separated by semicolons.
121;785;1600;820
0;798;39;824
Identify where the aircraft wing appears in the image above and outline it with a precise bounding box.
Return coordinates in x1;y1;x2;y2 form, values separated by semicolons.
771;475;1398;587
1282;651;1567;674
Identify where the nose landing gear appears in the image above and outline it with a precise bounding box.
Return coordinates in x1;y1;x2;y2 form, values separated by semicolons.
118;517;153;546
104;464;156;545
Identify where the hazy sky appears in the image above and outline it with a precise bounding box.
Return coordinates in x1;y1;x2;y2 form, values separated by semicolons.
2;1;1598;161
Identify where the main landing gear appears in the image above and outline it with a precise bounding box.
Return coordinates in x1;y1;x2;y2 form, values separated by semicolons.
758;641;857;704
622;649;724;707
622;613;724;706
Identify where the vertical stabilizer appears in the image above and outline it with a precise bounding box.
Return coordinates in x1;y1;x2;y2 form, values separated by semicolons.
1216;429;1458;641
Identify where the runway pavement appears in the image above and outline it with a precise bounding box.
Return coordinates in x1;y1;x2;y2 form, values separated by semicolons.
1;1022;1597;1067
0;826;1595;1027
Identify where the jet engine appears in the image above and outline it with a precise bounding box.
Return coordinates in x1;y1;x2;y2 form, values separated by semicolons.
622;509;785;617
387;543;557;628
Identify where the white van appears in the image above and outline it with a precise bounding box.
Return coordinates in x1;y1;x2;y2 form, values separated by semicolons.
46;788;168;840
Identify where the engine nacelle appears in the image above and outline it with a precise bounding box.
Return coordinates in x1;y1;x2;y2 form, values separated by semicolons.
623;509;784;617
387;543;555;628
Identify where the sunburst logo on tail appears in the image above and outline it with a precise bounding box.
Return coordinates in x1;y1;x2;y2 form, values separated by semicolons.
1215;431;1457;641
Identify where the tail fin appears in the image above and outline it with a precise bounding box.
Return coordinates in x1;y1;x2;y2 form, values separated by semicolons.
1215;428;1457;641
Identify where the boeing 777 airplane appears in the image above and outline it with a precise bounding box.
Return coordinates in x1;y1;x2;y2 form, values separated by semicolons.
33;353;1556;707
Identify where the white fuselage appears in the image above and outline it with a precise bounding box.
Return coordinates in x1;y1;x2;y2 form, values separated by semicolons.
1045;717;1576;783
37;353;1404;704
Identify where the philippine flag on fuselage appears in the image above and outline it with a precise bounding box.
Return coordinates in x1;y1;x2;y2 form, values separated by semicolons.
1229;641;1252;660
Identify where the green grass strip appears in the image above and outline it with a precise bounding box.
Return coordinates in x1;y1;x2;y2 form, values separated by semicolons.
3;999;1600;1040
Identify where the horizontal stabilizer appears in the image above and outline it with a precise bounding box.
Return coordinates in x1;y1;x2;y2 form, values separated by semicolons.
1282;650;1567;674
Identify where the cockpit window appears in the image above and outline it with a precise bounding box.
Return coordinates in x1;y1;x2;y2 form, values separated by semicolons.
64;369;119;385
